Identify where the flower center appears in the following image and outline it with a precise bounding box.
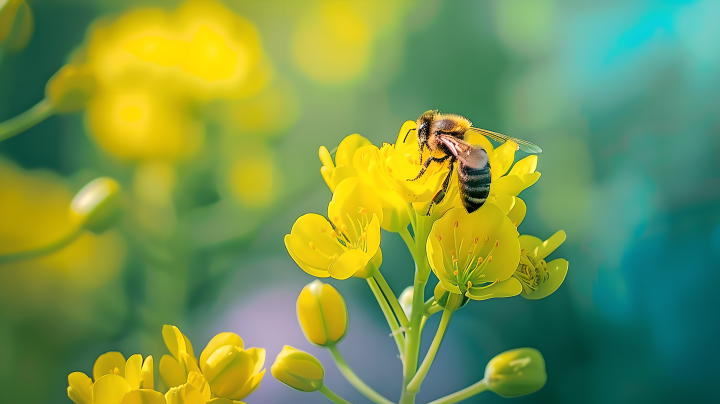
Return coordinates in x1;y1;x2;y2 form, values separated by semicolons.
440;221;500;294
512;250;549;294
313;208;373;260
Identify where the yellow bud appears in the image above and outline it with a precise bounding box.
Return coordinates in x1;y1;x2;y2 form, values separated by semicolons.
0;0;24;44
297;280;348;347
271;346;324;393
199;341;265;401
485;348;547;398
45;64;96;113
69;177;122;234
0;0;32;51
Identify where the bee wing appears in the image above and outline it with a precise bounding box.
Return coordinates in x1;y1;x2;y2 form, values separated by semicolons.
467;127;542;154
436;134;488;170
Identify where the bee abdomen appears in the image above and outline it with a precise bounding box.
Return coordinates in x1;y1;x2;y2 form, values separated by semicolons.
458;163;491;213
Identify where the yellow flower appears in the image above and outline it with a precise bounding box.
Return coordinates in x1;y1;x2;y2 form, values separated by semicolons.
484;348;547;398
427;204;522;301
285;178;383;280
319;133;372;193
271;346;324;393
297;280;348;347
159;325;199;389
67;352;160;404
513;230;568;299
199;332;265;400
165;371;247;404
0;0;32;50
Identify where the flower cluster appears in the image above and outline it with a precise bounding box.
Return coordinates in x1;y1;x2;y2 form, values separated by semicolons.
280;116;570;403
67;325;265;404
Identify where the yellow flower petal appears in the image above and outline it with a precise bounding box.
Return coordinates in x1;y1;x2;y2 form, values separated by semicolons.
93;374;131;404
284;237;331;278
328;249;371;280
365;214;381;258
231;369;265;400
519;234;543;254
510;155;538;176
165;383;204;404
489;141;517;179
93;352;126;381
297;285;328;345
203;346;254;399
140;356;153;390
335;134;371;166
162;325;187;360
68;372;93;404
466;277;523;301
159;354;186;388
525;258;569;300
507;197;527;227
533;230;566;262
186;371;212;404
207;399;234;404
119;389;166;404
319;146;334;169
487;194;516;215
124;354;143;390
200;332;245;368
181;351;201;376
285;214;344;270
245;347;266;376
327;178;383;241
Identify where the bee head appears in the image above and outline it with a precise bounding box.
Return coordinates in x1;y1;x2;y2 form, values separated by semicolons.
416;110;436;147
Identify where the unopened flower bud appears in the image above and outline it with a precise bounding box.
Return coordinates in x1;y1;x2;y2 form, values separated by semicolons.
45;64;96;113
271;346;324;393
0;0;32;51
485;348;547;398
199;333;265;401
297;280;348;347
399;286;413;318
69;177;122;234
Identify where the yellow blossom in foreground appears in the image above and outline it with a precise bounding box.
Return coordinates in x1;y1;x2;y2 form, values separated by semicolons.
427;205;522;300
285;178;383;280
159;325;199;389
513;230;569;299
67;352;159;404
199;332;265;400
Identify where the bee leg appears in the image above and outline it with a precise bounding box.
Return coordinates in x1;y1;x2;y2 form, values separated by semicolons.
409;154;450;181
426;158;455;216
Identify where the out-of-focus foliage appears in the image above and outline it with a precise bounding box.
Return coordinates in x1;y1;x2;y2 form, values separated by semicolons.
0;0;718;403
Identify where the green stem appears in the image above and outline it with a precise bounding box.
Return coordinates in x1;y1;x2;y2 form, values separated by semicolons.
0;227;82;264
328;345;394;404
367;278;406;357
374;269;409;328
424;304;443;317
406;306;455;393
0;99;55;142
398;226;418;262
426;380;489;404
318;384;352;404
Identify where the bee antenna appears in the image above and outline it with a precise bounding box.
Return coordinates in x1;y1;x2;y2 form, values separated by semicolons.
404;128;417;143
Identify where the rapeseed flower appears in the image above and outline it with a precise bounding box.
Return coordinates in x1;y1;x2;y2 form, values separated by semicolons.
427;204;522;301
513;230;569;299
285;178;383;280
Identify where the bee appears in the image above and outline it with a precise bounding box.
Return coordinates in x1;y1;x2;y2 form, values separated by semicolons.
406;110;541;214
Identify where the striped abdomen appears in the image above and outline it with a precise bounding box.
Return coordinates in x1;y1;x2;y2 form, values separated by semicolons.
458;162;491;213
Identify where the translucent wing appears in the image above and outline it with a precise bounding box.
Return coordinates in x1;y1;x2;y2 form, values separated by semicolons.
468;127;542;154
436;134;488;170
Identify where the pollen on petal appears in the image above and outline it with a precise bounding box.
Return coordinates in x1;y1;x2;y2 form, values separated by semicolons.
309;242;317;250
437;235;442;241
495;240;499;247
453;270;458;276
454;221;459;228
484;236;489;243
359;207;367;214
488;256;493;262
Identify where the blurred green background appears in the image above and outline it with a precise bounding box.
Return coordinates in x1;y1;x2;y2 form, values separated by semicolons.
1;0;718;403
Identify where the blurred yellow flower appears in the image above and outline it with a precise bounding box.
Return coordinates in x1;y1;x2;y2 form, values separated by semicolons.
225;143;282;208
427;204;522;300
199;332;265;400
514;230;568;299
285;178;383;280
0;0;33;51
67;352;160;404
85;87;205;160
292;0;414;85
0;160;125;313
